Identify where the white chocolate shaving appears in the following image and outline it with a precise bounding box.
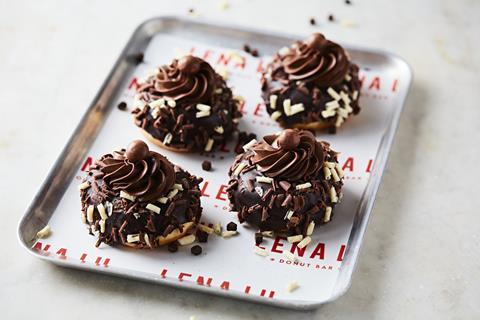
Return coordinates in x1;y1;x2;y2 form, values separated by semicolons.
306;221;315;236
297;236;311;249
167;188;179;199
242;139;257;151
284;210;294;220
287;235;303;243
133;212;140;219
214;126;224;134
173;183;184;191
105;201;113;216
213;222;222;235
87;205;94;223
127;234;140;243
283;99;292;116
352;90;359;100
335;115;344;127
284;251;298;262
36;225;51;239
78;181;90;190
331;167;340;182
256;176;273;184
286;281;300;293
255;186;264;197
196;110;211;118
340;91;351;104
321;109;336;118
99;220;106;233
97;203;108;220
330;186;338;203
337;108;349;118
270;111;282;121
278;46;290;56
204;138;214;152
325;162;335;169
151;107;161;119
269;95;278;109
163;133;173;145
295;182;312;190
120;191;136;201
233;162;247;176
177;234;196;246
197;224;214;234
324;207;332;222
81;213;87;224
325;100;340;110
261;231;274;237
327;87;341;100
167;99;176;108
323;166;332;180
144;234;152;248
222;230;237;238
146;203;161;214
158;197;168;204
335;163;344;178
149;98;165;109
345;74;352;81
289;103;305;116
196;103;211;111
254;246;269;257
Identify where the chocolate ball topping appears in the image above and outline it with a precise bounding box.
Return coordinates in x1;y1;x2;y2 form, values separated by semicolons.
276;129;301;150
126;140;149;162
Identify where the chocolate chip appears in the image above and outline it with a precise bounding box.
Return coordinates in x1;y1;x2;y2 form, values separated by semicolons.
255;233;263;245
226;222;237;231
196;230;208;243
243;44;251;53
251;49;259;57
202;160;212;171
117;101;127;111
167;242;178;253
328;14;335;22
188;8;195;14
309;17;316;25
191;245;202;256
345;0;352;4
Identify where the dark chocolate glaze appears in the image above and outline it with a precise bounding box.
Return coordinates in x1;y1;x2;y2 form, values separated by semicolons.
227;130;343;235
79;142;203;249
132;56;242;152
261;33;362;132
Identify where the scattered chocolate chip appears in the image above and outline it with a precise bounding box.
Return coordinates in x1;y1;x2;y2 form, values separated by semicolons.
251;49;259;57
117;101;127;111
167;242;178;253
226;222;237;231
255;233;263;245
202;160;212;171
191;245;202;256
197;230;209;243
243;44;251;53
328;14;335;22
345;0;352;5
188;8;195;14
309;17;316;25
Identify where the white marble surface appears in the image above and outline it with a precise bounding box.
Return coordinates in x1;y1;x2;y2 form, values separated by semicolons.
1;0;479;319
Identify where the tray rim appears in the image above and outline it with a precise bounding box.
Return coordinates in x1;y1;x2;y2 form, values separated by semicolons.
18;15;413;310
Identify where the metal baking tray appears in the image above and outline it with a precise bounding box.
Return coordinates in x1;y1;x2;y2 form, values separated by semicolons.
18;16;412;309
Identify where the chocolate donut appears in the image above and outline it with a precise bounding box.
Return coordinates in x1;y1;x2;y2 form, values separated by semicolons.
79;140;203;248
132;55;243;152
261;33;361;133
226;129;344;236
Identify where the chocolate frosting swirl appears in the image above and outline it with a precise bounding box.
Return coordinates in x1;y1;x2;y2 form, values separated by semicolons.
280;33;349;86
98;140;175;201
251;129;324;181
152;55;216;104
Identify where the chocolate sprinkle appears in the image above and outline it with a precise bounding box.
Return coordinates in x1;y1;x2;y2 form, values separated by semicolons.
202;160;212;171
309;17;317;25
328;14;335;22
117;101;127;111
191;245;202;256
226;222;237;231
